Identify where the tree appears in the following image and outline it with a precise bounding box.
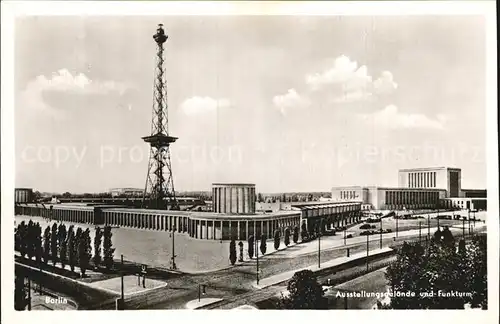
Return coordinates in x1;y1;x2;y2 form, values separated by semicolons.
18;221;28;257
67;226;77;272
441;226;455;249
284;227;291;246
248;235;255;259
238;241;244;262
78;229;92;277
278;270;328;309
103;225;115;270
292;226;299;244
27;220;35;259
257;193;264;203
93;226;103;269
300;223;309;242
58;224;67;268
34;223;42;264
50;223;59;266
260;234;267;255
43;226;51;264
15;273;27;311
463;235;487;309
229;239;237;265
274;230;281;250
381;237;486;309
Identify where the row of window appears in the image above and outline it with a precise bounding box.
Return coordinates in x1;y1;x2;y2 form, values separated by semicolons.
408;171;437;188
340;190;359;200
385;190;439;205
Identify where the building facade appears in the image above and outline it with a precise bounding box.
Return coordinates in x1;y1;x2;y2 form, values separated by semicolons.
398;167;462;198
109;188;144;197
15;188;34;204
212;183;256;214
331;186;445;210
332;166;486;211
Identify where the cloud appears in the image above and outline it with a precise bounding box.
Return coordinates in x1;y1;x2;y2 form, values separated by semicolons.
359;105;446;130
304;55;397;103
373;71;398;95
181;96;231;115
272;88;310;114
306;55;373;92
19;69;130;114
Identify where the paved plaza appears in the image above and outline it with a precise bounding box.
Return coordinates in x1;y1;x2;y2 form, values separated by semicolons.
88;275;167;296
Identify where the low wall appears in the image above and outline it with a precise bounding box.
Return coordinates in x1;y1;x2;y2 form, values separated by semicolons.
15;262;118;309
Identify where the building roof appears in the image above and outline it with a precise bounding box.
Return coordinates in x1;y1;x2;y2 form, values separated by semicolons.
398;167;461;172
212;183;255;187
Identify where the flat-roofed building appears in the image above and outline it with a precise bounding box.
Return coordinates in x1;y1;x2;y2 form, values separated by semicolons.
109;188;144;197
332;166;486;211
398;167;462;198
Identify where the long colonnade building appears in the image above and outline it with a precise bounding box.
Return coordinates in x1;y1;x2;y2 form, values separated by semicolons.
15;183;362;241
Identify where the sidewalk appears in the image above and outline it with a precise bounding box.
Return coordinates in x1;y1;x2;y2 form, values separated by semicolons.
252;247;393;289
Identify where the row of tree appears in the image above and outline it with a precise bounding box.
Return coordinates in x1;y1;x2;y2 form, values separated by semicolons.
229;226;300;265
380;228;487;309
15;220;115;277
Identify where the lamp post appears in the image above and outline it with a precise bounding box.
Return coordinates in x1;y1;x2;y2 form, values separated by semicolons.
418;222;421;244
467;209;471;236
120;254;124;302
396;215;399;238
427;214;430;241
379;217;383;249
343;226;346;245
462;218;466;239
255;235;259;285
318;220;322;269
170;225;177;270
198;284;206;302
366;232;369;271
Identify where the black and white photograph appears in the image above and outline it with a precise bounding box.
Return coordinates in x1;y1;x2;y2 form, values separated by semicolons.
1;0;498;320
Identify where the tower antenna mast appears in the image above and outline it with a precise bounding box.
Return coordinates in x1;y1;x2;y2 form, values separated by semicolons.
142;24;179;210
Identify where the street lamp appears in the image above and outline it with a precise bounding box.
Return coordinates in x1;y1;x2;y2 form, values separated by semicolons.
418;222;421;244
198;284;206;302
170;225;177;270
343;226;346;245
255;235;259;285
379;216;383;249
366;232;370;271
318;219;322;268
427;214;430;241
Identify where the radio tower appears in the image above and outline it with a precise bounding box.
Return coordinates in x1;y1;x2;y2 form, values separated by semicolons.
142;24;179;210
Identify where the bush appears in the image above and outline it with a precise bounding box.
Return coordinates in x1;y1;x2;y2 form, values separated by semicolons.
93;227;103;268
229;239;237;265
292;226;299;244
284;228;291;246
238;241;244;262
346;234;353;239
43;226;51;264
260;235;267;255
274;230;281;250
360;224;371;230
50;223;59;266
248;236;255;259
103;226;115;270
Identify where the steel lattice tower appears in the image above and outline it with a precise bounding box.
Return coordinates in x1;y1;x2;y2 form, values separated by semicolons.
142;24;179;210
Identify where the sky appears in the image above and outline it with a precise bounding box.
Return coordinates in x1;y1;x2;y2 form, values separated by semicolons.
14;15;487;194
